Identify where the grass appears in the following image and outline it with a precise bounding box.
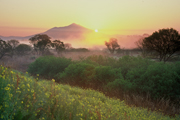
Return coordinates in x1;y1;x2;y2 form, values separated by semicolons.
0;65;180;120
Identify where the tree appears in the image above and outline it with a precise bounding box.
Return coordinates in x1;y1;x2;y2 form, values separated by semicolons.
105;38;120;54
64;43;72;50
0;39;12;59
51;40;65;54
7;39;19;57
15;44;32;56
29;34;51;55
142;28;180;62
135;38;149;57
7;39;19;49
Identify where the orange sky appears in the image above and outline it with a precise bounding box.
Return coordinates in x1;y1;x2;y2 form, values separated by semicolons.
0;0;180;36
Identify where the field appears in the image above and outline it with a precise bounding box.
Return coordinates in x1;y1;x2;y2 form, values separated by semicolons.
0;51;180;119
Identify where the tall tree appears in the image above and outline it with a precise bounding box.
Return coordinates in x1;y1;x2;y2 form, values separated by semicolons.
105;38;120;54
51;40;65;54
29;34;51;55
142;28;180;62
7;39;19;57
0;39;12;59
15;44;32;56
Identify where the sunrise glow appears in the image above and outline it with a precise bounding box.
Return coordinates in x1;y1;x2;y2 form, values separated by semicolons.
95;29;98;32
0;0;180;36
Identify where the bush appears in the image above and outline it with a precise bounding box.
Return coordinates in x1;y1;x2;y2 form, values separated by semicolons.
126;62;180;99
114;56;154;78
58;62;123;87
80;55;117;66
94;66;122;85
57;63;95;85
28;56;72;78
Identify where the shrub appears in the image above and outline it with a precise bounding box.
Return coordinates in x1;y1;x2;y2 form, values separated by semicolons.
94;66;123;85
114;56;154;78
126;62;180;99
106;79;133;92
81;55;117;66
58;62;123;87
57;63;95;85
27;56;72;78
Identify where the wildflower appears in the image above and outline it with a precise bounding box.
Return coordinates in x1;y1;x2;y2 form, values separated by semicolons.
27;84;30;88
37;74;39;76
21;101;23;104
31;89;34;93
4;87;10;91
52;79;55;82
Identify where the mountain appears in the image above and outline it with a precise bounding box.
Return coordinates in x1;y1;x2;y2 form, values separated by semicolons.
0;23;149;48
0;23;93;40
43;23;93;39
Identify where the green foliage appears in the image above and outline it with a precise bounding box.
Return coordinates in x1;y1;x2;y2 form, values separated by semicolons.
106;79;133;91
58;63;95;85
94;66;122;84
115;55;154;78
28;56;72;78
80;55;117;66
0;65;176;120
58;62;123;87
121;62;180;99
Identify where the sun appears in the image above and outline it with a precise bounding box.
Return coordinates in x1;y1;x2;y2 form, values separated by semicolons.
95;29;98;32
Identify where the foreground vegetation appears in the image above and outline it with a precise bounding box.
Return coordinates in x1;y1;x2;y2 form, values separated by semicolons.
28;55;180;100
1;65;179;120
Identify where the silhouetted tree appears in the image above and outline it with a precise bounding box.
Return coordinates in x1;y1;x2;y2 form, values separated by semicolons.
0;39;12;59
51;40;65;54
15;44;32;56
7;39;19;49
142;28;180;62
135;38;149;57
105;38;120;54
29;34;51;55
7;39;19;57
64;43;72;50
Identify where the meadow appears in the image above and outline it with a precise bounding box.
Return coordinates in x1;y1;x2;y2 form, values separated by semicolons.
0;51;180;119
1;65;180;120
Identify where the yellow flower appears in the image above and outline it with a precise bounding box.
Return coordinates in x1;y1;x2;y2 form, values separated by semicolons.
21;101;23;104
31;89;34;93
27;84;30;88
52;79;55;82
37;74;39;76
4;87;10;91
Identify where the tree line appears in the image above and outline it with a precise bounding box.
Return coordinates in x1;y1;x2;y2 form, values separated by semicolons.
1;28;180;62
0;34;81;59
105;28;180;62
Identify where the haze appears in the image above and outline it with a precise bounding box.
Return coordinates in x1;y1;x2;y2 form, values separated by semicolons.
0;0;180;48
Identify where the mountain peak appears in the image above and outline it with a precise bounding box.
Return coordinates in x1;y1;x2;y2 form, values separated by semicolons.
68;23;82;28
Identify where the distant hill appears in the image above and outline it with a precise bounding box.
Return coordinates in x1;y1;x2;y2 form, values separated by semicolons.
0;23;150;49
43;23;93;39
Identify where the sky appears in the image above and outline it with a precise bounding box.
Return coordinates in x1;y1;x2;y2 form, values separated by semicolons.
0;0;180;36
